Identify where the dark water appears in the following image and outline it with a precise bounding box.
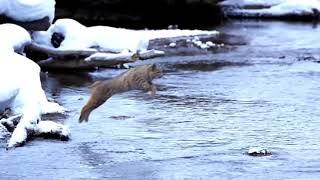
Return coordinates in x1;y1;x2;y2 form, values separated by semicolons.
2;21;320;179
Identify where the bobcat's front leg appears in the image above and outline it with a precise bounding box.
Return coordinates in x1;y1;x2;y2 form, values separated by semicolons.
141;82;156;97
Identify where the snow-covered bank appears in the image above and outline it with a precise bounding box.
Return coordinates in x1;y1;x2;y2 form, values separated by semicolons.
0;0;55;22
220;0;320;19
0;24;68;148
29;18;223;69
220;0;282;8
33;18;219;53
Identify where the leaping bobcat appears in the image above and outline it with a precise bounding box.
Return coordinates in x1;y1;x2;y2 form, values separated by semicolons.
79;64;163;123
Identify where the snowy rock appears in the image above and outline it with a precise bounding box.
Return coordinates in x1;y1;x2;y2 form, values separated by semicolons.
35;121;70;140
205;41;216;47
247;147;272;156
169;42;176;47
191;37;215;49
0;0;55;31
138;49;165;60
220;0;320;20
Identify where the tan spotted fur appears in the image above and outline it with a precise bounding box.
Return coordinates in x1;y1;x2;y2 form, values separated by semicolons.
79;64;162;123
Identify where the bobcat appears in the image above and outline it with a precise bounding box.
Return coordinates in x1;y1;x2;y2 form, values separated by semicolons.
79;64;163;123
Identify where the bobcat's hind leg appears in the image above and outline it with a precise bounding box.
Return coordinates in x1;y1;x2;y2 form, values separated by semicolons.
79;92;112;123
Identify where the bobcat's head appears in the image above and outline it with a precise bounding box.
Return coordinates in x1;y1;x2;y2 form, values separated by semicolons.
148;64;163;80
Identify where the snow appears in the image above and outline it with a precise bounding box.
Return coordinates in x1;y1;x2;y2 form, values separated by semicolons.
0;51;65;115
265;0;320;15
191;36;216;49
220;0;282;7
36;121;70;138
2;52;64;147
169;42;176;47
248;147;263;154
205;41;215;47
220;0;320;17
0;0;55;22
84;51;136;62
32;18;219;53
0;24;65;115
0;23;31;53
85;49;165;62
0;24;65;147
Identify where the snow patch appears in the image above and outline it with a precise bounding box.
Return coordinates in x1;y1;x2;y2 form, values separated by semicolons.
191;36;219;49
169;42;176;47
0;23;31;53
0;0;55;22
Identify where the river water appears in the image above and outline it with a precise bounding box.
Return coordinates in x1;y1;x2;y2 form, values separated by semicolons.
1;21;320;180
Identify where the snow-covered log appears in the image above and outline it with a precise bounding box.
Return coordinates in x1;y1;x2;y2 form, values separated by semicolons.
25;43;137;69
137;49;165;60
26;42;98;57
84;50;165;62
26;43;165;69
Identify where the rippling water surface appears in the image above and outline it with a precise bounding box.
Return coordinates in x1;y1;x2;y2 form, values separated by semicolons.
1;21;320;179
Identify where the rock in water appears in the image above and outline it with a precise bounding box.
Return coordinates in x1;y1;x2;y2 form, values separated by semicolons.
247;147;271;157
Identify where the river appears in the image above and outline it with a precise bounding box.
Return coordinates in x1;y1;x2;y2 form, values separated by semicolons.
1;20;320;180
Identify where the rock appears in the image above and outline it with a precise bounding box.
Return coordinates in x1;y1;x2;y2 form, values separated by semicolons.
297;54;320;62
0;15;51;31
247;147;272;157
51;32;65;48
148;33;245;56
